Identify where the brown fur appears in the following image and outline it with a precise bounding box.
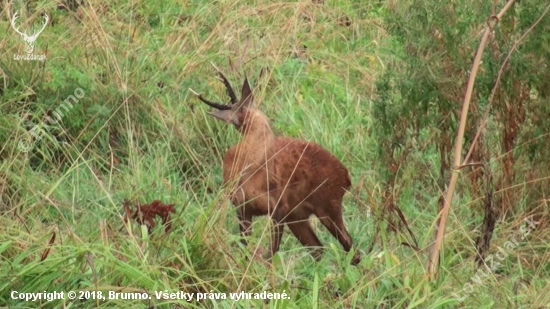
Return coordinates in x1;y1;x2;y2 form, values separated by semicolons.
198;75;360;265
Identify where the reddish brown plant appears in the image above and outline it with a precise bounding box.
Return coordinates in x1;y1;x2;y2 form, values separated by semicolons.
123;199;175;233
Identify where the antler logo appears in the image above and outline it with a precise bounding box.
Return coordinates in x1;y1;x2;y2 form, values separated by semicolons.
11;12;49;54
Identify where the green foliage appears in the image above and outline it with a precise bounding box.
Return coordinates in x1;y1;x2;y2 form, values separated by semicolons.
374;0;550;211
1;0;549;308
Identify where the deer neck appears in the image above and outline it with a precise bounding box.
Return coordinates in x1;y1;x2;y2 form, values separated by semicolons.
237;112;276;167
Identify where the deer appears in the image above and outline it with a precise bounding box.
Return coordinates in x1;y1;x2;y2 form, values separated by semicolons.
193;69;361;265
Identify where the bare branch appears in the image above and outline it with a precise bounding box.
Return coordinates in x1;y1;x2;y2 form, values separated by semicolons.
463;2;550;165
428;0;518;275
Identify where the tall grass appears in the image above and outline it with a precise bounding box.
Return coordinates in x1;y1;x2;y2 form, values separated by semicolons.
0;0;548;308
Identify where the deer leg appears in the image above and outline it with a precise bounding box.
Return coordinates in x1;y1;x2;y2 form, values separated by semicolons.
266;219;284;261
237;207;252;246
287;219;324;261
317;201;361;265
265;198;287;261
261;184;293;260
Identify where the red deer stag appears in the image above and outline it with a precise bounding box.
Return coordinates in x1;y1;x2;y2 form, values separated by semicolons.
194;70;360;265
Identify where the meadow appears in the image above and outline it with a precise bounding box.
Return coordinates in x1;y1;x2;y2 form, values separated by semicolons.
1;0;549;308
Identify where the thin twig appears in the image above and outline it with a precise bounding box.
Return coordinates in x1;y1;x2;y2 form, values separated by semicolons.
428;0;517;275
463;2;550;164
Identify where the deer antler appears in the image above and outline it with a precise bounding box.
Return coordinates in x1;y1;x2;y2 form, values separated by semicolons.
11;12;26;37
191;65;243;110
189;88;232;110
28;13;49;40
218;71;238;104
210;62;238;105
11;12;49;39
11;12;49;54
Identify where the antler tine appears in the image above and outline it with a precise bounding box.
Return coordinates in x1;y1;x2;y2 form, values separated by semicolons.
210;61;238;104
189;88;231;110
28;13;49;39
11;12;25;36
218;71;238;104
197;95;232;110
35;14;49;36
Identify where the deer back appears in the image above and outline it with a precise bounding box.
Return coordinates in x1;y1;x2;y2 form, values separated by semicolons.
274;137;351;205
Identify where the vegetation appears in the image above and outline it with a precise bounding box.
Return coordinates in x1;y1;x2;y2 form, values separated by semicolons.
1;0;548;308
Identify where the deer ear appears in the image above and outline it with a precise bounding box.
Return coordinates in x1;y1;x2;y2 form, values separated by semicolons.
239;77;254;108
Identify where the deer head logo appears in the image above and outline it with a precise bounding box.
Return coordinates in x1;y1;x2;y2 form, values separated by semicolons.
11;12;49;54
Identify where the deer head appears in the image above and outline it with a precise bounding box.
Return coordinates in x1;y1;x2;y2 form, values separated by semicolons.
11;12;49;54
194;70;257;132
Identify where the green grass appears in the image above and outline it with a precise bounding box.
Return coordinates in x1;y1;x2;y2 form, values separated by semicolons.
1;0;549;308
